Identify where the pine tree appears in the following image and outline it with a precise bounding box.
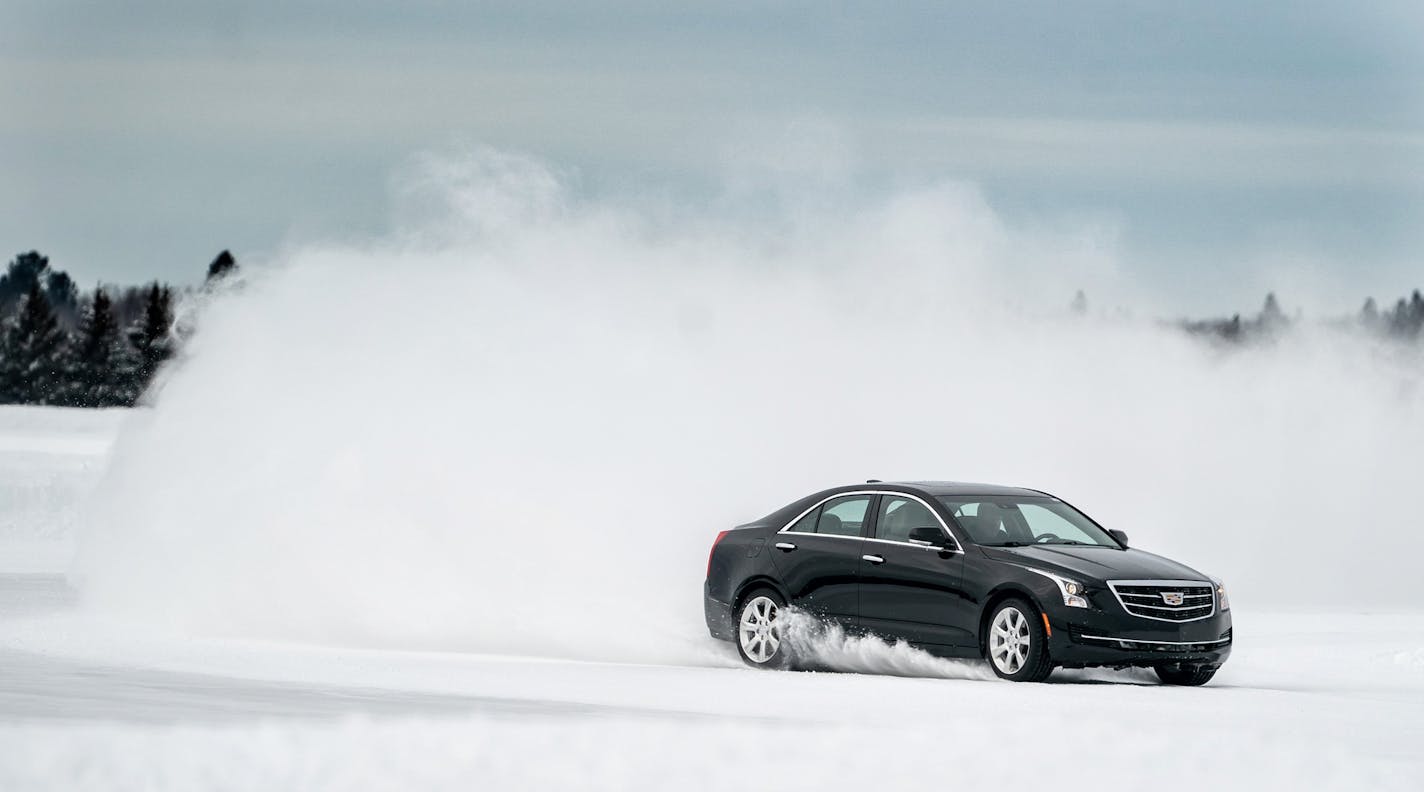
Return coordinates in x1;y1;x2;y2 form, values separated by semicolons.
1223;314;1242;341
206;249;238;283
1388;297;1411;338
1360;297;1379;327
1261;293;1284;325
63;288;131;407
0;251;50;314
44;270;80;327
126;283;174;399
0;283;68;404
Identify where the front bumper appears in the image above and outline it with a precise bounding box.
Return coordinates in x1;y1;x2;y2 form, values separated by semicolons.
1046;604;1233;669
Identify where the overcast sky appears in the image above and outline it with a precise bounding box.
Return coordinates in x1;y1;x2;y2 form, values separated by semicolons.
3;1;1421;311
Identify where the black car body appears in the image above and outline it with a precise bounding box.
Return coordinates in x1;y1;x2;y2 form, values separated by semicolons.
704;482;1231;683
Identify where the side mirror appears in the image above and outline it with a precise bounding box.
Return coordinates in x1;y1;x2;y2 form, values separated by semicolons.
907;526;951;550
1109;529;1129;547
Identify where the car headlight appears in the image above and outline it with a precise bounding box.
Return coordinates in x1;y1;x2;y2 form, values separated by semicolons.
1210;576;1230;611
1026;567;1090;609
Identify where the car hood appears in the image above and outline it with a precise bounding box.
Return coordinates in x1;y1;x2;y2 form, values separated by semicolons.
982;545;1208;584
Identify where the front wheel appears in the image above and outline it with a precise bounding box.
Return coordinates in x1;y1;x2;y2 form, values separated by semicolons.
735;590;791;669
1154;663;1218;686
984;599;1054;682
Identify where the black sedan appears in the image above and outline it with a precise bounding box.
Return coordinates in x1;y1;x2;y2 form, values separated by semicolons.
704;481;1231;684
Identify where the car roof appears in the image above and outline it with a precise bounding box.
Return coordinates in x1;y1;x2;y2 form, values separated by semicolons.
851;481;1054;499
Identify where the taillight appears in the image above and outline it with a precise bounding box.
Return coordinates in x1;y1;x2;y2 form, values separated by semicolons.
707;530;731;579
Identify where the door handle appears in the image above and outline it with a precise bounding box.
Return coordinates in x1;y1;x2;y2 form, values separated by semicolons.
774;542;797;551
862;554;885;564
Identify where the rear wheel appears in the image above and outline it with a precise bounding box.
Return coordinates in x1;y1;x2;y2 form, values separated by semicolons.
736;590;790;669
984;599;1053;682
1154;663;1218;686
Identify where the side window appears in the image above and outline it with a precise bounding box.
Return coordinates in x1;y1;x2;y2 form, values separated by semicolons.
786;506;820;534
817;495;870;537
948;501;1008;544
1019;504;1097;544
876;497;945;544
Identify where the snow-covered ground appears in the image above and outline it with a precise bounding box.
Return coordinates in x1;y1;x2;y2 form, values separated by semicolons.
1;406;1421;791
0;407;124;574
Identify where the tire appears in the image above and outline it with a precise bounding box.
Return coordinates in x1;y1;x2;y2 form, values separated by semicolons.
735;589;791;670
984;598;1053;682
1154;663;1218;686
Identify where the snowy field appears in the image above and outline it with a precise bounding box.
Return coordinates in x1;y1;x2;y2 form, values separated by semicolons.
1;406;1422;791
0;407;123;574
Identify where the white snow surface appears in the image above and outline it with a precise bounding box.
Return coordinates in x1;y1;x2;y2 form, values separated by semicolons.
0;407;125;573
1;406;1422;790
1;600;1422;790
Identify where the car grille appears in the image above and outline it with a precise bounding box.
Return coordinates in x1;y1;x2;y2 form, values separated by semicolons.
1108;581;1216;622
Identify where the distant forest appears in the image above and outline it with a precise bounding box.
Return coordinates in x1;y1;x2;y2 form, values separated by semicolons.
0;250;237;407
0;248;1420;409
1176;290;1424;345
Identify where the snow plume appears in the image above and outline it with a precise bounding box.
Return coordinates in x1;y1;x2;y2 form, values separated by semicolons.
71;146;1424;664
780;610;997;681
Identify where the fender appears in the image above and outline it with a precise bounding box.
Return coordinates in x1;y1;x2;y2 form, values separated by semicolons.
978;581;1051;651
733;575;788;610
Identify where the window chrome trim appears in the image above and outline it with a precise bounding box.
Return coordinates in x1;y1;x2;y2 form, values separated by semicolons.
1107;580;1217;623
777;490;964;555
1077;634;1232;647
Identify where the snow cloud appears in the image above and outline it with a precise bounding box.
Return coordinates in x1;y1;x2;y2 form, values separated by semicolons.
70;147;1424;663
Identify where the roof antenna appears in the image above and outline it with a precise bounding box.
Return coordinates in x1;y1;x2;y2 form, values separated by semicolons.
866;479;882;483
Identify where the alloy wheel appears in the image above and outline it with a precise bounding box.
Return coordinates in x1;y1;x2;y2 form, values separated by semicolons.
738;595;781;664
990;606;1031;675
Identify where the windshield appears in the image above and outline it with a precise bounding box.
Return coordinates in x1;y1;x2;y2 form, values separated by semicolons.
937;496;1120;548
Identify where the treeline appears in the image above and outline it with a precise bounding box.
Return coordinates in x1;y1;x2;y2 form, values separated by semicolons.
0;250;237;407
1178;291;1424;344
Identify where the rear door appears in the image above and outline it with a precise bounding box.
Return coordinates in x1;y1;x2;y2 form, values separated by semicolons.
856;494;975;648
767;493;873;626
